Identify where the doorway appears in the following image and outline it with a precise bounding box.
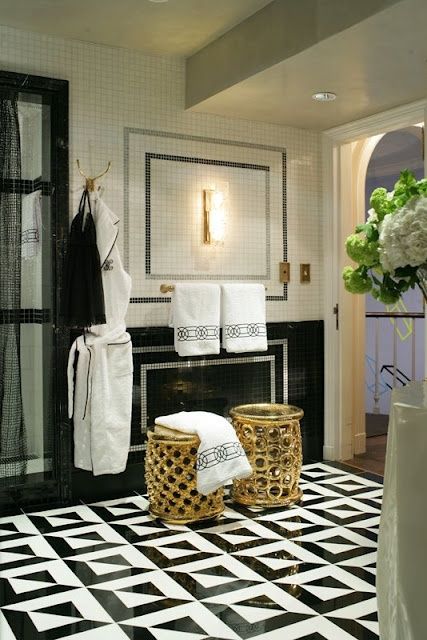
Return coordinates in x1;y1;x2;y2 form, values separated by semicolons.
347;126;425;475
364;126;425;439
322;100;427;470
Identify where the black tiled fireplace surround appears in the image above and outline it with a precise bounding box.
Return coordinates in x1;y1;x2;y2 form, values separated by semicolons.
73;321;324;502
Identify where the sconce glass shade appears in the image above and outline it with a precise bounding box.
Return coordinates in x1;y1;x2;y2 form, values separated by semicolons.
203;188;226;244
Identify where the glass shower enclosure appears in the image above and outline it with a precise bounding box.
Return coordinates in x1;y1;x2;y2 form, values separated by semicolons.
0;71;69;514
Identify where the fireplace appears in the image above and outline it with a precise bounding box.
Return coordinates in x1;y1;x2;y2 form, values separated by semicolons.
72;321;323;501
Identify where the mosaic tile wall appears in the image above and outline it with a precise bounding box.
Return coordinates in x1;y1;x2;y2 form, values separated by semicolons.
127;130;287;304
0;23;323;326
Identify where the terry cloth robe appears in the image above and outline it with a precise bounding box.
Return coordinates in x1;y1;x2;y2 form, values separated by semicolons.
67;195;133;476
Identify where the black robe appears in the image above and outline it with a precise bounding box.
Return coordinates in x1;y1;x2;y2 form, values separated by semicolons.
62;190;106;328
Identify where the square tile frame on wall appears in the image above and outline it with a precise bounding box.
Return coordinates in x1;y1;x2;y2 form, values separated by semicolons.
123;128;288;305
129;338;288;452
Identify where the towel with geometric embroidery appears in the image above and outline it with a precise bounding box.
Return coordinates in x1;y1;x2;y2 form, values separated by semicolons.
155;410;252;495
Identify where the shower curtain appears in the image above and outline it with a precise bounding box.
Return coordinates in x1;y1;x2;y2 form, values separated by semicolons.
0;91;27;479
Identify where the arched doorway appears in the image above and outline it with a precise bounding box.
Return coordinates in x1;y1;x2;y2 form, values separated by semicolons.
346;125;425;473
322;99;427;467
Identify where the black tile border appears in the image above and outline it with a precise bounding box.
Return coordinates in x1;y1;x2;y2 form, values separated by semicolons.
144;151;271;281
0;177;52;195
267;152;288;301
0;308;51;324
124;128;288;303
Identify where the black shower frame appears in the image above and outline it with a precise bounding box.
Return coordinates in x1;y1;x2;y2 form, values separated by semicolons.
0;71;70;515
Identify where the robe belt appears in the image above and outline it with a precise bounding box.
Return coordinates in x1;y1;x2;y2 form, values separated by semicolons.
67;325;130;419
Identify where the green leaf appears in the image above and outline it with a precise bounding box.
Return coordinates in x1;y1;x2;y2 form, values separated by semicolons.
355;223;368;234
365;225;379;241
371;272;382;286
394;265;418;278
396;280;410;292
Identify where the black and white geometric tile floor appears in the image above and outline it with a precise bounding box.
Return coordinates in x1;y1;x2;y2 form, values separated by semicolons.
0;463;383;640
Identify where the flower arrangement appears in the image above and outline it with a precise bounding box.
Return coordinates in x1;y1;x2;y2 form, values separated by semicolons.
343;170;427;304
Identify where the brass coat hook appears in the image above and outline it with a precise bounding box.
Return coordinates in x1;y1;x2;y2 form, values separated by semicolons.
76;159;112;192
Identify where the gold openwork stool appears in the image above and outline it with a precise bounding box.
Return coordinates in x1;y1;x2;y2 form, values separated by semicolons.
230;403;303;508
145;425;224;524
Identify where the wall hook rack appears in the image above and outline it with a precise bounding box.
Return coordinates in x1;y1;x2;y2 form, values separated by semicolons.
76;159;111;192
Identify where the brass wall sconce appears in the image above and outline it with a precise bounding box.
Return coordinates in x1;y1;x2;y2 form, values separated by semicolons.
203;188;226;244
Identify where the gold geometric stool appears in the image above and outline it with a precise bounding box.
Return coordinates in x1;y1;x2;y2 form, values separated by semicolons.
230;403;303;508
145;425;224;525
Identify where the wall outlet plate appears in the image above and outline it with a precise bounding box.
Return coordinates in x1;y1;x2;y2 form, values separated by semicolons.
279;262;290;283
300;264;311;283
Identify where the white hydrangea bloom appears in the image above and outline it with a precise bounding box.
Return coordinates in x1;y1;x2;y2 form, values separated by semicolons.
379;196;427;272
366;208;378;223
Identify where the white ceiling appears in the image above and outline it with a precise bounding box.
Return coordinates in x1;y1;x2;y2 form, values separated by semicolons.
1;0;426;130
189;0;427;130
0;0;273;56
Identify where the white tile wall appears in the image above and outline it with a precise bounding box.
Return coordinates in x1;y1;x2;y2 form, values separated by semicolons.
0;23;323;327
128;131;287;298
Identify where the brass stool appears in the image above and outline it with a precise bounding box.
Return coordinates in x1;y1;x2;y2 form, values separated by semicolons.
145;424;224;524
230;403;303;508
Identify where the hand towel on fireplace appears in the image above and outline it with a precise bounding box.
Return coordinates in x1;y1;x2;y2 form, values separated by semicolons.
221;283;267;353
154;411;252;495
170;283;220;356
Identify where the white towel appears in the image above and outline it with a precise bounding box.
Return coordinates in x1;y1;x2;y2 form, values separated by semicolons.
221;283;267;353
170;283;220;357
154;411;252;495
67;329;133;476
21;190;42;259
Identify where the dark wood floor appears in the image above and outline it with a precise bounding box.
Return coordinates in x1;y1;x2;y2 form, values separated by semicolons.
344;435;387;476
365;413;388;438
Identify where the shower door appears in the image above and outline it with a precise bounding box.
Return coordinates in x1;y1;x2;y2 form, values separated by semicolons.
0;71;69;514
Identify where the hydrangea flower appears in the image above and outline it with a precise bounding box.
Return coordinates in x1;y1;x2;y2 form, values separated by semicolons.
345;234;379;267
342;266;372;294
379;196;427;272
343;171;427;305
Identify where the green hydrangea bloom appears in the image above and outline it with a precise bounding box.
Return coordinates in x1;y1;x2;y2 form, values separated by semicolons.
342;266;372;294
369;187;397;220
345;234;379;267
370;187;388;214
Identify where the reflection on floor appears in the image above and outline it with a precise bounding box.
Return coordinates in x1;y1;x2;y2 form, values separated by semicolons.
345;436;387;476
365;414;388;439
0;462;382;640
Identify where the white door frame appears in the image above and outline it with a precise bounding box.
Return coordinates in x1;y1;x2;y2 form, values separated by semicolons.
322;99;427;461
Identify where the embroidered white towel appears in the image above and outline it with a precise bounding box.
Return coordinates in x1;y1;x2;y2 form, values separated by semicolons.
221;283;267;353
21;190;42;259
154;411;252;495
170;283;220;356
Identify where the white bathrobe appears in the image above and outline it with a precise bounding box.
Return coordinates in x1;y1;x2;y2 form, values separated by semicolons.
67;195;133;476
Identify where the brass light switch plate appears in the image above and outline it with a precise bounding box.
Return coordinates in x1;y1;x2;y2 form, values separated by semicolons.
300;264;311;283
279;262;290;283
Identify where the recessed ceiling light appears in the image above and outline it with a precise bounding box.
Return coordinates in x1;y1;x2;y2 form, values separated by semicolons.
148;0;168;3
312;92;337;102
